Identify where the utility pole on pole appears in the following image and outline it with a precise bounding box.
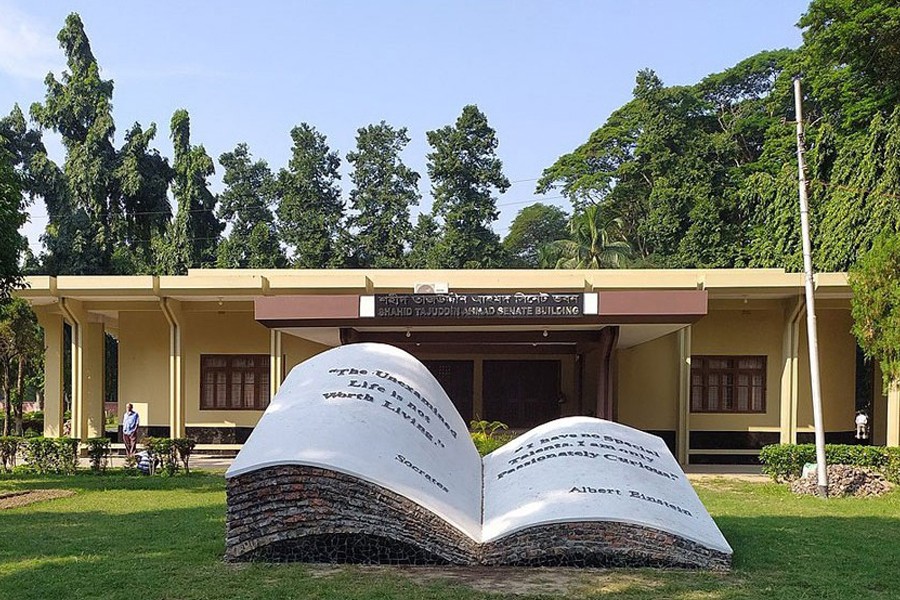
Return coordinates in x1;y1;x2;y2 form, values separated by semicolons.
793;76;828;498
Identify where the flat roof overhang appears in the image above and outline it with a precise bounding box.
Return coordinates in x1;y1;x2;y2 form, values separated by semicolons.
254;290;708;329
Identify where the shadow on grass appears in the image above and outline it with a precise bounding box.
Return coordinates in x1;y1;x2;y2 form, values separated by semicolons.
0;471;225;494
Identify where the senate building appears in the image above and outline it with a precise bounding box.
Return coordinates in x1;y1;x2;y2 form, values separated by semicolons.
16;268;899;465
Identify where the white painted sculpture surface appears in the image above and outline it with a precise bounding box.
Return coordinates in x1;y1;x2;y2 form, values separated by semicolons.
227;342;731;555
482;417;731;553
227;343;484;539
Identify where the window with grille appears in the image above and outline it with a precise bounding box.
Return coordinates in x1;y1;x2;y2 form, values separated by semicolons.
690;356;766;413
200;354;270;410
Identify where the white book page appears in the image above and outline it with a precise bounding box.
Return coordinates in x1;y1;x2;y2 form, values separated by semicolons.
482;417;732;553
227;343;484;541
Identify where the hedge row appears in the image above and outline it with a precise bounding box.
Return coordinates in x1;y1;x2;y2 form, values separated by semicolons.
0;436;198;475
759;444;900;484
0;437;79;474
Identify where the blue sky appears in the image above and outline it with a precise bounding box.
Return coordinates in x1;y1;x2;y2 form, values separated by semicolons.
0;1;811;254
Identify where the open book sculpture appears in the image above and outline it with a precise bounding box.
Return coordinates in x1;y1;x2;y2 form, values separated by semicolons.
225;343;732;569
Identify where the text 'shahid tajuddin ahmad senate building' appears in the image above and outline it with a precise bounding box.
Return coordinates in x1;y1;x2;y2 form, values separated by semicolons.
15;268;900;463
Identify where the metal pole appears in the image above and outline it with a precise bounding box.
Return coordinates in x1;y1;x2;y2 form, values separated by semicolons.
793;77;828;497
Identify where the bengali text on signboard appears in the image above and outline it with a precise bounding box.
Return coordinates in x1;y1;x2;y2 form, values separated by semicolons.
373;292;585;319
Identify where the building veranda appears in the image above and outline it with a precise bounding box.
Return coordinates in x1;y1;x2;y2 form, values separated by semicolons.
16;268;900;464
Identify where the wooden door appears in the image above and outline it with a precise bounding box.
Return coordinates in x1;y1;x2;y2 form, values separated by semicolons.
422;360;474;424
482;360;560;429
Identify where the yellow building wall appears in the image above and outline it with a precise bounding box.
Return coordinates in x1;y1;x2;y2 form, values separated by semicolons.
617;333;678;431
183;311;272;428
118;311;170;428
690;308;783;431
282;333;330;374
796;309;856;432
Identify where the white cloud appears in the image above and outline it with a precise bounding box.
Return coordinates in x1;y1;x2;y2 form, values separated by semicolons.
0;2;62;80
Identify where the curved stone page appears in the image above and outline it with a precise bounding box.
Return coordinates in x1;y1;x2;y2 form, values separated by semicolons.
226;343;483;541
482;417;732;558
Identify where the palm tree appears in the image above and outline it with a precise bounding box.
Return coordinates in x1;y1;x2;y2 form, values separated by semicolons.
551;203;631;269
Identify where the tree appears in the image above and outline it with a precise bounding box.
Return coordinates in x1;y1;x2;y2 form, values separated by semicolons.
406;214;441;269
216;143;285;268
0;147;26;298
159;109;222;274
0;299;42;436
113;122;173;272
30;13;118;274
800;0;900;131
551;204;630;269
502;203;569;268
426;105;510;268
276;124;343;268
849;233;900;401
345;122;419;268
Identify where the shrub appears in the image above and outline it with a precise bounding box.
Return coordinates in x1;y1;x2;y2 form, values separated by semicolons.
143;437;177;476
760;444;900;484
470;419;514;457
172;438;197;473
85;437;111;473
55;438;81;474
0;437;20;472
22;437;59;473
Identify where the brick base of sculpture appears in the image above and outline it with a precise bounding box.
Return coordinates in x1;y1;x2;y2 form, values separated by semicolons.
225;465;731;570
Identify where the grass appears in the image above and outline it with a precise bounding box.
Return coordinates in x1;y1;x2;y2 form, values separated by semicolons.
0;473;898;599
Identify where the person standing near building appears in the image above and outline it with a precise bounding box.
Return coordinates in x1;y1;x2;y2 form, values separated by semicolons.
122;403;140;457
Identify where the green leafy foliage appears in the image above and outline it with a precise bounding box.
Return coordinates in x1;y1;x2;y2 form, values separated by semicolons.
276;123;343;268
159;110;222;274
85;437;110;473
216;143;285;268
172;438;196;474
0;299;43;437
426;105;510;268
345;122;420;268
849;233;900;387
502;203;569;268
469;419;514;456
20;437;80;474
0;436;19;472
551;203;630;269
760;443;900;483
0;147;25;297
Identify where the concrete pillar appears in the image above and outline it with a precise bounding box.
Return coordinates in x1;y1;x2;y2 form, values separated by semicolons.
160;298;185;439
780;300;803;444
270;329;283;400
676;326;692;466
83;322;106;439
888;382;900;447
34;308;65;437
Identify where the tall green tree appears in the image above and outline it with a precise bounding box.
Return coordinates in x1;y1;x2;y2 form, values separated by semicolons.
345;122;420;268
113;123;173;272
406;214;441;269
0;299;41;436
426;105;510;268
30;13;118;274
502;203;569;268
552;204;630;269
0;148;26;298
216;143;285;268
800;0;900;131
160;109;222;274
849;233;900;398
277;124;343;268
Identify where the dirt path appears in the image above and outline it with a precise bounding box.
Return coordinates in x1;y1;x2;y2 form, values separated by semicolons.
0;489;74;509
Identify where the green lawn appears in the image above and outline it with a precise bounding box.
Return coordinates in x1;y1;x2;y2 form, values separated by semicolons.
0;473;897;599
